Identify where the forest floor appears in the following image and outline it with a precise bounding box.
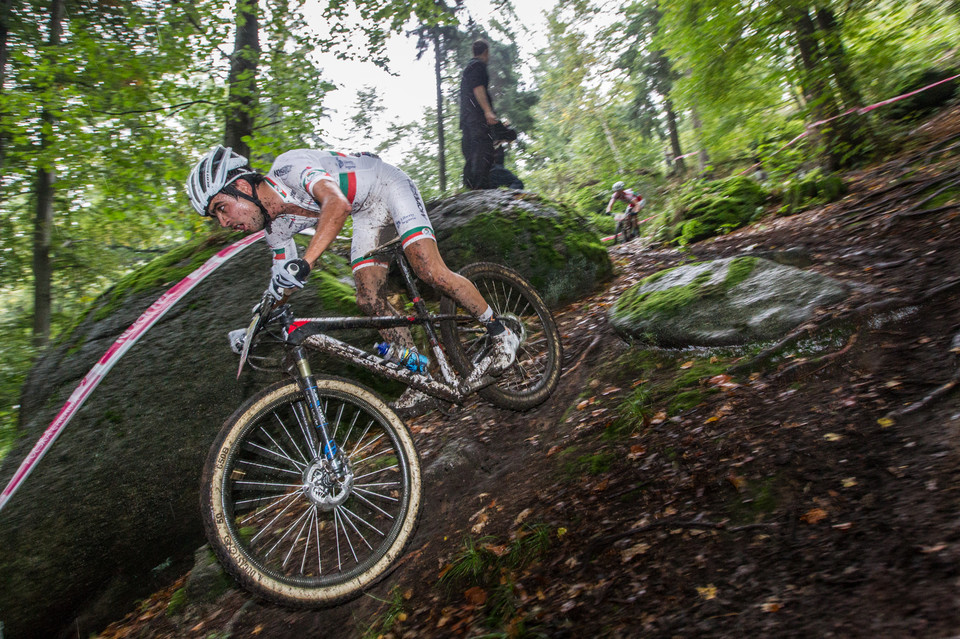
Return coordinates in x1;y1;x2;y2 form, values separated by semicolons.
97;106;960;639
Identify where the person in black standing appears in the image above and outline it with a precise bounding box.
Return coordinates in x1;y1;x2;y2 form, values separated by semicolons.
460;40;498;189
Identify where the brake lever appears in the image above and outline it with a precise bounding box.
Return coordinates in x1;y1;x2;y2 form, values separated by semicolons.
237;290;290;379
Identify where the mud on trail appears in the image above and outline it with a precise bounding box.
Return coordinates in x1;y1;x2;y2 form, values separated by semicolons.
100;108;960;639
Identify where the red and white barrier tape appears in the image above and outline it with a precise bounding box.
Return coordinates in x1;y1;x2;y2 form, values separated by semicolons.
731;73;960;175
0;231;266;513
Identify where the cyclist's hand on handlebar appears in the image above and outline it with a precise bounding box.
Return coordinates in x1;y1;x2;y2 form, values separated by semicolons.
228;328;246;354
267;258;311;301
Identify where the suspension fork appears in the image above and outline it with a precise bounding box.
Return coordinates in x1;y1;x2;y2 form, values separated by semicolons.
290;345;344;474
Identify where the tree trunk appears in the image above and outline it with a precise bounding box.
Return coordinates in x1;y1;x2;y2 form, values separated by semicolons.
789;6;846;170
598;111;624;173
0;0;12;178
815;5;874;159
689;106;710;172
664;97;685;174
223;0;260;158
433;32;446;193
815;6;862;110
32;0;65;346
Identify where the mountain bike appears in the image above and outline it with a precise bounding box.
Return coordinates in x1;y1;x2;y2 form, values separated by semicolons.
200;236;562;607
614;206;639;243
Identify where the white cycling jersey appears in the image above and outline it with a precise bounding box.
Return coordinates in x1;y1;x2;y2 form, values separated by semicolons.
262;150;436;276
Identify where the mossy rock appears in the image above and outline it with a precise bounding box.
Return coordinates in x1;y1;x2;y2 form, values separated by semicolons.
427;190;613;307
782;169;847;215
668;176;768;244
0;229;383;638
608;257;849;346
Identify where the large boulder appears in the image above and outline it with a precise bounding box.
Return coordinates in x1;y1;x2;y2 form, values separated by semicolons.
608;257;849;347
427;189;613;307
0;191;607;638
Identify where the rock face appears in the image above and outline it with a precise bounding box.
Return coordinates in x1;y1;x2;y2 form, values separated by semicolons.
608;257;849;347
427;189;613;307
0;193;609;639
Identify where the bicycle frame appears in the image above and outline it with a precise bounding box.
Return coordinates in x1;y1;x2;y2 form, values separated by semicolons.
260;237;484;434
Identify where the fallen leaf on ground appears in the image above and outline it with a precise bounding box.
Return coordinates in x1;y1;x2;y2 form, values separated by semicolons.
801;508;828;524
696;584;718;600
464;586;487;605
728;474;747;491
621;542;650;562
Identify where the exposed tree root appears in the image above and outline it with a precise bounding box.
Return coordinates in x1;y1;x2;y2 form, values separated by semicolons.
561;334;603;379
883;368;960;422
773;330;859;382
730;297;911;376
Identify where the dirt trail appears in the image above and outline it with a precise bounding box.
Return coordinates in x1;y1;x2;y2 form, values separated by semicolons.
99;107;960;639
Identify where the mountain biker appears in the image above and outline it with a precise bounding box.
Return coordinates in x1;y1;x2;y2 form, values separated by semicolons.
605;181;646;240
186;146;519;416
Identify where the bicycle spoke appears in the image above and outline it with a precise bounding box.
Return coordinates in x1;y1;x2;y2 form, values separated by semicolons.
352;447;392;467
337;503;378;546
274;412;309;467
236;458;301;477
351;431;384;459
235;487;299;511
334;507;359;567
353;485;400;504
248;491;304;543
211;381;419;596
246;440;306;471
354;464;400;481
291;400;318;460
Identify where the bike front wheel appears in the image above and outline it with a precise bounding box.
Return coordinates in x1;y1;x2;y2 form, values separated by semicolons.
201;377;421;607
440;262;562;411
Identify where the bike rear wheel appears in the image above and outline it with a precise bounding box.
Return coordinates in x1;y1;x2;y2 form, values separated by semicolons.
201;377;421;607
440;262;562;411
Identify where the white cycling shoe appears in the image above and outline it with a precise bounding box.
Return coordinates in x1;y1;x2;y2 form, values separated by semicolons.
461;327;520;391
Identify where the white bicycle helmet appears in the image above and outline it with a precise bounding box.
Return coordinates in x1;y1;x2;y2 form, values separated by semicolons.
612;181;625;191
186;145;255;215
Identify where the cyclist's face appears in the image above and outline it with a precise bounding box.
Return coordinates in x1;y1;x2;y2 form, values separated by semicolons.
208;193;265;232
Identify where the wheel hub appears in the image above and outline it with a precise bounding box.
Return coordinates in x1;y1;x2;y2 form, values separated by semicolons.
303;458;354;509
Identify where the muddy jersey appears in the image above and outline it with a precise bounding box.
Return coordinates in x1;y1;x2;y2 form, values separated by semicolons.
607;188;645;213
261;150;435;276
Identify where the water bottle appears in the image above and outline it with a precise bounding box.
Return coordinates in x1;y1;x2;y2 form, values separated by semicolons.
374;342;429;373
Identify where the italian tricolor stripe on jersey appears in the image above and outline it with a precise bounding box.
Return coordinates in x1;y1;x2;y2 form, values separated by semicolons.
264;176;289;201
401;226;435;248
272;247;287;261
329;151;356;203
350;256;388;271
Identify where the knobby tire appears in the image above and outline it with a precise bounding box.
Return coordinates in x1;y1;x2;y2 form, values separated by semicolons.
200;377;421;607
439;262;562;410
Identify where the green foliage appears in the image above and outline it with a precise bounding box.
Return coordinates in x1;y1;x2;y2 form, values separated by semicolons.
780;169;847;215
166;587;188;616
440;524;552;630
663;176;768;244
0;293;35;462
565;452;616;476
361;586;408;639
586;348;733;436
